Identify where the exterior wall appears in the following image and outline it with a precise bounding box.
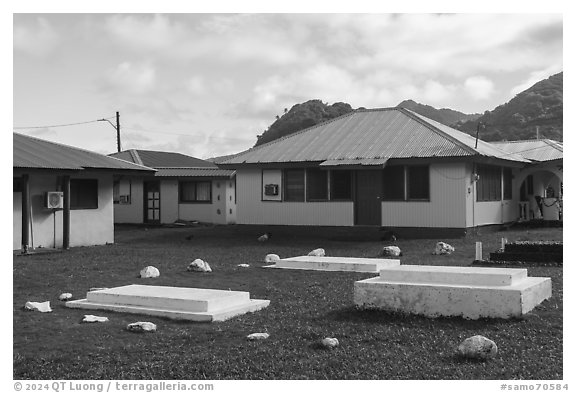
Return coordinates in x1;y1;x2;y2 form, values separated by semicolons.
236;168;354;226
13;171;114;250
113;178;144;224
225;178;237;224
160;180;179;224
381;162;467;228
13;191;22;249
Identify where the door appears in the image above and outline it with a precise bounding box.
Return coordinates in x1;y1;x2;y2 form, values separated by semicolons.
144;181;160;223
355;170;382;225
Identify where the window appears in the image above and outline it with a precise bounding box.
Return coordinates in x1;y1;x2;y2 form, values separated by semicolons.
382;166;405;200
331;170;352;200
306;169;328;200
70;179;98;209
407;166;430;200
284;169;305;201
476;165;501;202
180;181;212;203
503;168;512;200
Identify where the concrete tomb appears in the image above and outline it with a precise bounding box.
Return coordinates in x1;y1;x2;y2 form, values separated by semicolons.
268;256;400;273
354;265;551;319
66;284;270;322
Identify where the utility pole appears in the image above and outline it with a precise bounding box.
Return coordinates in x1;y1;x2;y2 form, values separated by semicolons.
98;111;122;152
116;111;121;152
475;122;483;149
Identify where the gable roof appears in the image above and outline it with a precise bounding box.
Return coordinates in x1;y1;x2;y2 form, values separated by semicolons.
219;108;529;166
109;149;235;178
13;133;155;172
490;139;563;162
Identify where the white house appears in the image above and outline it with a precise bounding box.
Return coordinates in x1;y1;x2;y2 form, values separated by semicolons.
13;133;155;251
218;108;558;237
109;150;236;225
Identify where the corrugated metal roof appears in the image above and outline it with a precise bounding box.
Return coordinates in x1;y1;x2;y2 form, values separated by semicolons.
13;133;156;172
319;158;389;166
110;149;216;168
491;139;563;162
220;108;530;166
154;168;235;178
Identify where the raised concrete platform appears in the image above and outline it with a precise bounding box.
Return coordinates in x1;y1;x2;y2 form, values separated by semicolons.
66;285;270;322
354;265;551;319
268;256;400;272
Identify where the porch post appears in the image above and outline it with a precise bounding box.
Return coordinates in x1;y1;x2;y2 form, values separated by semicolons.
63;175;71;249
21;174;30;253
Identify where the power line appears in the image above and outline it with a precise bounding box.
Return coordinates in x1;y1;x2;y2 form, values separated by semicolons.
122;126;253;143
13;116;115;130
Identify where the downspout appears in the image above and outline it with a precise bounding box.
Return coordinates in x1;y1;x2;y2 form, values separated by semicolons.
21;174;30;253
63;175;71;249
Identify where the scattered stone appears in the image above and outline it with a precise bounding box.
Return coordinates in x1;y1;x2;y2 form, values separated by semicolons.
247;332;270;341
264;254;280;263
82;315;109;323
89;287;109;292
433;241;455;255
308;248;325;257
320;337;339;349
258;233;271;242
237;264;250;268
24;301;52;313
379;245;402;257
457;335;498;360
140;266;160;278
126;321;157;333
187;259;212;273
58;293;73;301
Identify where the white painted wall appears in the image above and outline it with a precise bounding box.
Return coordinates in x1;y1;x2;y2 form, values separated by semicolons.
381;162;467;228
236;168;354;226
262;169;282;201
13;171;114;250
160;179;179;224
13;191;22;250
113;178;144;223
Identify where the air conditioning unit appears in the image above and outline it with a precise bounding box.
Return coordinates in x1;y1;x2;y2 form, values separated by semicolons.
119;195;131;204
45;191;64;209
264;184;279;196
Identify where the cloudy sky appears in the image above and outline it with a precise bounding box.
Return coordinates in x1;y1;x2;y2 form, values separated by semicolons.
13;13;563;159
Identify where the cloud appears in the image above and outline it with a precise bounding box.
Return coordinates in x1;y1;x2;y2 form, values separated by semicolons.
510;65;563;95
14;17;59;56
186;76;206;95
103;62;156;94
464;76;496;100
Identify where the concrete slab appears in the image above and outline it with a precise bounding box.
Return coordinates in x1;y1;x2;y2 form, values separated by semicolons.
66;285;270;322
354;265;552;319
378;265;528;286
270;256;400;272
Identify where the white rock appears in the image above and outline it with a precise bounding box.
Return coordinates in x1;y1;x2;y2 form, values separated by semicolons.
457;335;498;360
308;248;325;257
82;315;109;323
187;259;212;273
433;241;455;255
237;264;250;268
127;322;157;333
258;233;270;242
380;245;402;257
247;332;270;341
24;301;52;313
321;337;339;349
264;254;280;263
140;266;160;278
58;293;73;301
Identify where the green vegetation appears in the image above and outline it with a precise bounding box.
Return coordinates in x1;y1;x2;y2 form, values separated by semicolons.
14;225;562;379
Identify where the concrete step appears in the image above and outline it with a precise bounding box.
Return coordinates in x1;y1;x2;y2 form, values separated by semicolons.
273;256;400;272
378;265;527;286
87;285;250;313
67;285;269;322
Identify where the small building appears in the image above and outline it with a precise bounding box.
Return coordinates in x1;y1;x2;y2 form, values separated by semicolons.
13;133;155;251
491;139;563;221
218;108;543;236
109;150;236;225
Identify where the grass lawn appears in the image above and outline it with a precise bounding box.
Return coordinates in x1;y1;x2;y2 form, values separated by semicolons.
13;225;563;380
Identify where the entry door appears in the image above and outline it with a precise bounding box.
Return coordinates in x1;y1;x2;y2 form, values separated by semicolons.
144;181;160;223
355;171;382;226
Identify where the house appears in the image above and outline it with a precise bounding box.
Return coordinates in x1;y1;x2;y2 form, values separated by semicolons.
109;150;236;225
13;133;155;251
218;107;546;237
491;139;562;221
